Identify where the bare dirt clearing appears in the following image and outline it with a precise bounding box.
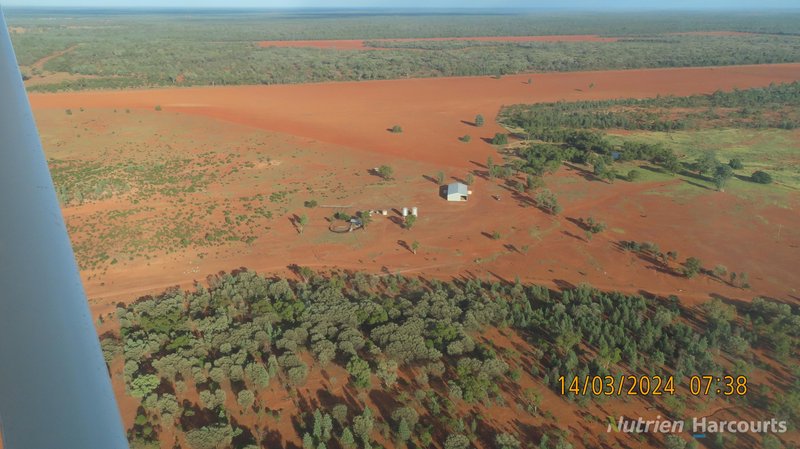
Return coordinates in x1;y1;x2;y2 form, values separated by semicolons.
29;63;800;307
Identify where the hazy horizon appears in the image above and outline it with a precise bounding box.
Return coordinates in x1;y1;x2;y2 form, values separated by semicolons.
3;0;800;11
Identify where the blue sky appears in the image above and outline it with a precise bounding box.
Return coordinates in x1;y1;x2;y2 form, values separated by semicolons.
3;0;800;9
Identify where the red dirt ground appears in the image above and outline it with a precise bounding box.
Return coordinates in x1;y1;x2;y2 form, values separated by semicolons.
257;34;619;49
28;63;800;308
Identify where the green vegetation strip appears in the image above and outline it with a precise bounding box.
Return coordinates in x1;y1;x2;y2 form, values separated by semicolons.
8;11;800;91
104;270;800;449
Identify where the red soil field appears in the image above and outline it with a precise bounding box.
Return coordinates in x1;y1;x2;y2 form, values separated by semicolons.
30;64;800;168
29;63;800;308
257;34;619;49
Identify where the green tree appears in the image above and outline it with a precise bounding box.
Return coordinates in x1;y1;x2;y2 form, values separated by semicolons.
664;435;687;449
411;241;420;254
582;217;606;235
312;339;336;366
303;433;314;449
377;359;399;386
728;158;744;169
491;133;508;145
287;365;308;385
347;357;371;388
696;151;719;176
496;433;521;449
713;164;734;191
751;170;773;184
661;155;682;175
526;174;543;191
352;407;374;442
390;125;403;133
129;374;160;399
297;214;309;234
357;211;372;229
245;362;270;388
237;390;255;411
475;114;485;127
554;437;573;449
593;158;607;178
340;428;356;449
683;257;703;278
444;433;471;449
436;171;445;185
313;410;323;439
332;404;348;426
627;169;641;182
378;165;394;180
322;414;333;441
185;424;234;449
404;214;417;230
465;173;475;186
267;354;279;378
535;189;561;215
762;434;784;449
391;407;419;428
459;135;472;143
396;419;412;445
156;393;180;416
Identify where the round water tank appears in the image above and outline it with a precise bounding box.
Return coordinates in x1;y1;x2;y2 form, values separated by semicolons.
402;207;409;217
411;207;418;216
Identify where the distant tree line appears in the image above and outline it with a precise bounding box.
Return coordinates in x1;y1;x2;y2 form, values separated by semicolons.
501;81;800;134
11;17;800;92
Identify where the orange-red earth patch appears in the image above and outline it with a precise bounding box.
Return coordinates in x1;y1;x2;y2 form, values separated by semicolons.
29;63;800;306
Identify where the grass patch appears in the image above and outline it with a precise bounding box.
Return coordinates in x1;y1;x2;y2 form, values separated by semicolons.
606;129;800;189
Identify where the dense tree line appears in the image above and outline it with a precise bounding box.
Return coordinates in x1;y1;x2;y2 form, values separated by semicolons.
8;10;800;44
30;36;800;92
501;82;800;134
8;11;800;92
103;269;799;448
512;130;680;178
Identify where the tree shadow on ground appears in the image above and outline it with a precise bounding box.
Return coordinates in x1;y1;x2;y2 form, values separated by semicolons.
397;239;412;254
562;230;586;242
563;162;601;182
422;174;439;184
553;279;576;290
